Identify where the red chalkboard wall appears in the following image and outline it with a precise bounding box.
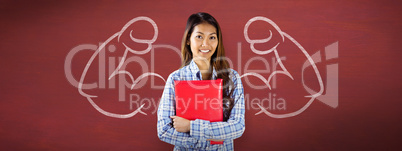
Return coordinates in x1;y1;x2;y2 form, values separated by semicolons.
1;0;401;150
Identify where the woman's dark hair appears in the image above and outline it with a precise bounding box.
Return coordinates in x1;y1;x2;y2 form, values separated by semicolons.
181;12;234;121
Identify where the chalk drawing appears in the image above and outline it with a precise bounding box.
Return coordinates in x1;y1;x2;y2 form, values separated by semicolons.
73;16;333;119
242;16;324;118
78;16;165;118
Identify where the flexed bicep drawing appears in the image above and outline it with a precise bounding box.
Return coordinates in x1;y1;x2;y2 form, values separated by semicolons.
242;16;324;118
78;17;165;118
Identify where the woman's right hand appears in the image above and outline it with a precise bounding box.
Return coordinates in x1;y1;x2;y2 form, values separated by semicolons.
170;116;191;133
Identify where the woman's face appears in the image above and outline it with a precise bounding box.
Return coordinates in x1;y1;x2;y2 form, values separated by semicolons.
188;23;218;63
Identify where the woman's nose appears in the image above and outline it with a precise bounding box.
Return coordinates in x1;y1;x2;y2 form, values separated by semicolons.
202;39;209;47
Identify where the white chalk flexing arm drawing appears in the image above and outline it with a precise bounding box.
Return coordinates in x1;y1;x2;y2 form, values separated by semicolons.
78;17;165;118
241;16;324;118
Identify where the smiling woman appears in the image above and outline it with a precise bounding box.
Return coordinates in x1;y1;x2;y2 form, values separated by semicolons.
157;12;246;151
188;23;218;71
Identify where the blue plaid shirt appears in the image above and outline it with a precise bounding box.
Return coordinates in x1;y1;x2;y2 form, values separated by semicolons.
157;60;245;151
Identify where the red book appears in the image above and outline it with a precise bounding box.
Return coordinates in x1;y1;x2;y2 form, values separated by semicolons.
174;79;224;145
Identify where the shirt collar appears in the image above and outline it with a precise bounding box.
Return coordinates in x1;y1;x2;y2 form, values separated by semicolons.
189;59;217;80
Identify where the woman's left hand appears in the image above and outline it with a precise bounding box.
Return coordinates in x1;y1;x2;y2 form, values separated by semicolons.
170;116;191;133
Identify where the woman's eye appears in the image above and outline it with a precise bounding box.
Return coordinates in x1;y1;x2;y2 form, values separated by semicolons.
210;36;217;40
196;35;202;39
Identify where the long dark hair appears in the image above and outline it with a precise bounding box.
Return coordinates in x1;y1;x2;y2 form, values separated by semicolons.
180;12;234;121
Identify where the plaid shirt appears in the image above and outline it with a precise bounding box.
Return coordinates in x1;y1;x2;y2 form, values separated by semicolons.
157;60;245;151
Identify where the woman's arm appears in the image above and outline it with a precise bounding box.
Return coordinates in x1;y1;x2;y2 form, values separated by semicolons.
157;73;199;148
190;70;246;141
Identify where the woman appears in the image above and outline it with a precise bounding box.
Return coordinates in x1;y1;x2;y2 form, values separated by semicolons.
157;12;245;151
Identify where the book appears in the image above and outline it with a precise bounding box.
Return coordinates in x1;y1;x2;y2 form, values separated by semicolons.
174;79;224;145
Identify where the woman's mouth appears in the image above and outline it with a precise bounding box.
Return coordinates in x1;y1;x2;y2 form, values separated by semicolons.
200;49;210;53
